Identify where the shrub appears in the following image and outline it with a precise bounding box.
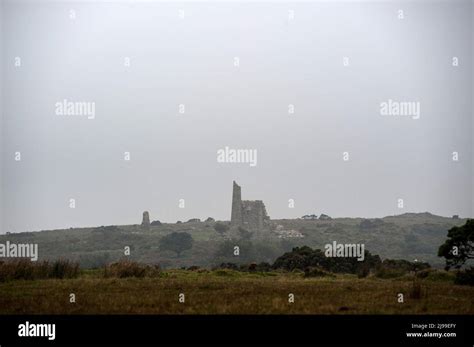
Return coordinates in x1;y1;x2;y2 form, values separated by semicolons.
272;246;382;274
272;246;314;271
304;266;334;278
255;262;272;272
214;222;229;235
454;267;474;286
416;269;429;278
78;252;110;269
357;265;370;278
381;259;430;272
3;260;36;281
240;263;251;271
50;259;80;279
0;259;79;282
241;263;258;272
374;259;430;279
425;270;454;282
159;232;194;257
104;260;161;278
438;219;474;269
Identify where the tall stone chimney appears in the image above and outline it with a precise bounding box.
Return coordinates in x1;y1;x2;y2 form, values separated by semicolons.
141;211;150;228
231;181;242;225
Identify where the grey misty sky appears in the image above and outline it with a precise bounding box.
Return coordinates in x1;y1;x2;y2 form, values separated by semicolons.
0;0;472;233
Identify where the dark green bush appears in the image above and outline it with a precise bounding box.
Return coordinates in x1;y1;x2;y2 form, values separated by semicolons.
454;267;474;286
51;259;79;279
272;246;382;274
104;260;161;278
213;222;229;235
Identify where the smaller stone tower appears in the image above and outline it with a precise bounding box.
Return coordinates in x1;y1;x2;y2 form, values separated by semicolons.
141;211;150;228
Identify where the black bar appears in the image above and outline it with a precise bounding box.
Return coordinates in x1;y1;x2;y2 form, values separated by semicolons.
0;315;473;345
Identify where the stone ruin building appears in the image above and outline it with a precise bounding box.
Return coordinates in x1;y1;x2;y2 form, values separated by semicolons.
231;181;270;230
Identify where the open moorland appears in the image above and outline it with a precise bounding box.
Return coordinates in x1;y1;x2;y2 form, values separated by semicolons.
0;213;467;269
0;269;473;315
1;212;472;315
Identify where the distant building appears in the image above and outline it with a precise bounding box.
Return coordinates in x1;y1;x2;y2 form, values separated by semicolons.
301;214;318;220
141;211;150;228
452;215;459;219
231;181;269;230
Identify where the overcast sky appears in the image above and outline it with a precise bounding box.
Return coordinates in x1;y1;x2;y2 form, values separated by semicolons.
1;0;473;233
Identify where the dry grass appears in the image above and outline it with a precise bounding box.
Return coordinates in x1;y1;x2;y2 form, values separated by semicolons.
104;260;161;278
0;259;79;282
0;271;472;314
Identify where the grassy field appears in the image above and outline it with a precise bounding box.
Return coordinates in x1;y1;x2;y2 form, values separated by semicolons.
0;270;472;314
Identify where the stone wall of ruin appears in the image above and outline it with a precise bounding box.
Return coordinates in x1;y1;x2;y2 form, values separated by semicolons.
231;181;269;230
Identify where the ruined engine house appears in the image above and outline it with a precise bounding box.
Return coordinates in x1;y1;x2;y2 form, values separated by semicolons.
231;181;269;230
